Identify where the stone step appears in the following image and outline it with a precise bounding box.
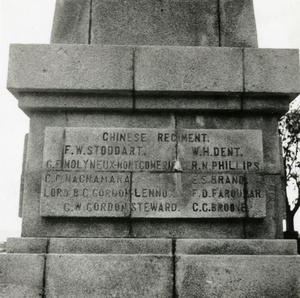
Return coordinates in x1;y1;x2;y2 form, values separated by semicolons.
1;253;299;297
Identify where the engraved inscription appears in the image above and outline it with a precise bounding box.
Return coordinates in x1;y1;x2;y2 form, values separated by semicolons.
40;127;265;217
132;173;265;218
177;129;263;172
43;128;176;172
41;171;131;217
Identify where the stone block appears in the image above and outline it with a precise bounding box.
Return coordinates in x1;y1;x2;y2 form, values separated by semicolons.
92;0;218;46
135;94;242;110
6;238;48;254
175;239;298;255
244;48;300;93
131;218;244;238
176;255;300;298
0;254;45;297
135;47;243;93
220;0;257;47
51;0;90;44
7;44;133;93
18;93;133;112
48;238;172;254
45;254;173;297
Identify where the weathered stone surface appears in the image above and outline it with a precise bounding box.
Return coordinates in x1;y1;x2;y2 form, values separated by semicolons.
17;92;295;114
18;133;28;217
258;117;283;175
20;111;284;235
6;238;48;254
135;94;241;110
18;93;133;112
12;238;297;255
39;126;265;218
22;171;130;237
177;129;263;173
41;171;131;217
132;173;266;218
28;112;175;171
45;254;173;297
7;44;133;93
22;112;177;236
135;47;243;92
0;242;6;253
191;172;265;218
51;0;90;44
242;95;292;114
0;254;44;297
42;127;176;172
40;126;176;217
220;0;257;47
176;255;300;298
92;0;218;46
50;0;260;49
41;197;130;218
9;45;298;102
176;239;298;255
132;173;182;218
245;175;285;239
176;114;283;175
26;112;68;172
48;238;172;254
244;48;300;93
131;218;245;239
245;174;266;218
42;126;264;176
66;112;176;129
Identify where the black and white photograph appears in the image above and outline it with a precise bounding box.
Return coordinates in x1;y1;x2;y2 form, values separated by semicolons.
0;0;299;296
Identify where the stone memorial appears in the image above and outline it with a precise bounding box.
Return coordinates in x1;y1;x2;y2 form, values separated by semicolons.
1;0;300;297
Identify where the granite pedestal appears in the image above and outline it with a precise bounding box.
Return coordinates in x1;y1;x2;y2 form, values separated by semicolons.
2;0;300;296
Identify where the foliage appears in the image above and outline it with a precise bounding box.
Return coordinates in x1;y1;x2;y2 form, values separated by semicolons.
278;111;300;231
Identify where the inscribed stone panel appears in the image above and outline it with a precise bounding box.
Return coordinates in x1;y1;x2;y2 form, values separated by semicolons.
41;127;264;218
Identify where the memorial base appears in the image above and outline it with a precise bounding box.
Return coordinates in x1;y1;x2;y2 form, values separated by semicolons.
1;238;299;297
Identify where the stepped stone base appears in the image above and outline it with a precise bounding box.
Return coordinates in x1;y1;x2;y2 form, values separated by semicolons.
1;238;299;297
5;237;298;255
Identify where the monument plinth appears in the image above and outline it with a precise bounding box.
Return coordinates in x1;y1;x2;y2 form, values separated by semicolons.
2;0;300;297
